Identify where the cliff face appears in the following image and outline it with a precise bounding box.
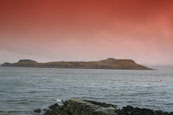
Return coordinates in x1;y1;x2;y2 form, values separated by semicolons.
1;58;152;70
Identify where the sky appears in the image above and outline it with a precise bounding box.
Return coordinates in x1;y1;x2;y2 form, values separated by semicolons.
0;0;173;65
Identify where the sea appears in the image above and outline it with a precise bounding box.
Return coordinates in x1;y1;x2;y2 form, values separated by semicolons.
0;66;172;115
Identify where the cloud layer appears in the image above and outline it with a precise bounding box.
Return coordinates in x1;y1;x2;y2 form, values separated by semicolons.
0;0;173;65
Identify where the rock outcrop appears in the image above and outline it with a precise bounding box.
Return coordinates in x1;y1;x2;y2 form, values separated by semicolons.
42;99;173;115
1;58;152;70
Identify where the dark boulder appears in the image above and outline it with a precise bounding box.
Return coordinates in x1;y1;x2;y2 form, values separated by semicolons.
34;108;41;113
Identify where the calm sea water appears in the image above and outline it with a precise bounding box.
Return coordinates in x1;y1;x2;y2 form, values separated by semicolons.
0;67;173;115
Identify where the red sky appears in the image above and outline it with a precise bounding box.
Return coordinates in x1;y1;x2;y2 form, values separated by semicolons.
0;0;173;65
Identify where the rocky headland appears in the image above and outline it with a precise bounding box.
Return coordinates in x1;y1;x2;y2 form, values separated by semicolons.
1;58;152;70
36;99;173;115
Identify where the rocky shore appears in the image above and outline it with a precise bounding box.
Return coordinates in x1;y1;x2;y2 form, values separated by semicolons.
36;99;173;115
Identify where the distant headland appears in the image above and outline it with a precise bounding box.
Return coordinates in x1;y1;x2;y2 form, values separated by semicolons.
1;58;152;70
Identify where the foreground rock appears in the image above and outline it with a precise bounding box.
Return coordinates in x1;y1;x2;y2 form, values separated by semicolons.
1;58;152;70
43;99;173;115
34;108;41;113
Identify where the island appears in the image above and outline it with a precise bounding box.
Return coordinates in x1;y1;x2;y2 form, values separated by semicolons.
1;58;152;70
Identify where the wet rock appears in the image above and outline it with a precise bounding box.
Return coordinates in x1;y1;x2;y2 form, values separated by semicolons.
34;108;41;113
85;100;117;108
43;99;173;115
